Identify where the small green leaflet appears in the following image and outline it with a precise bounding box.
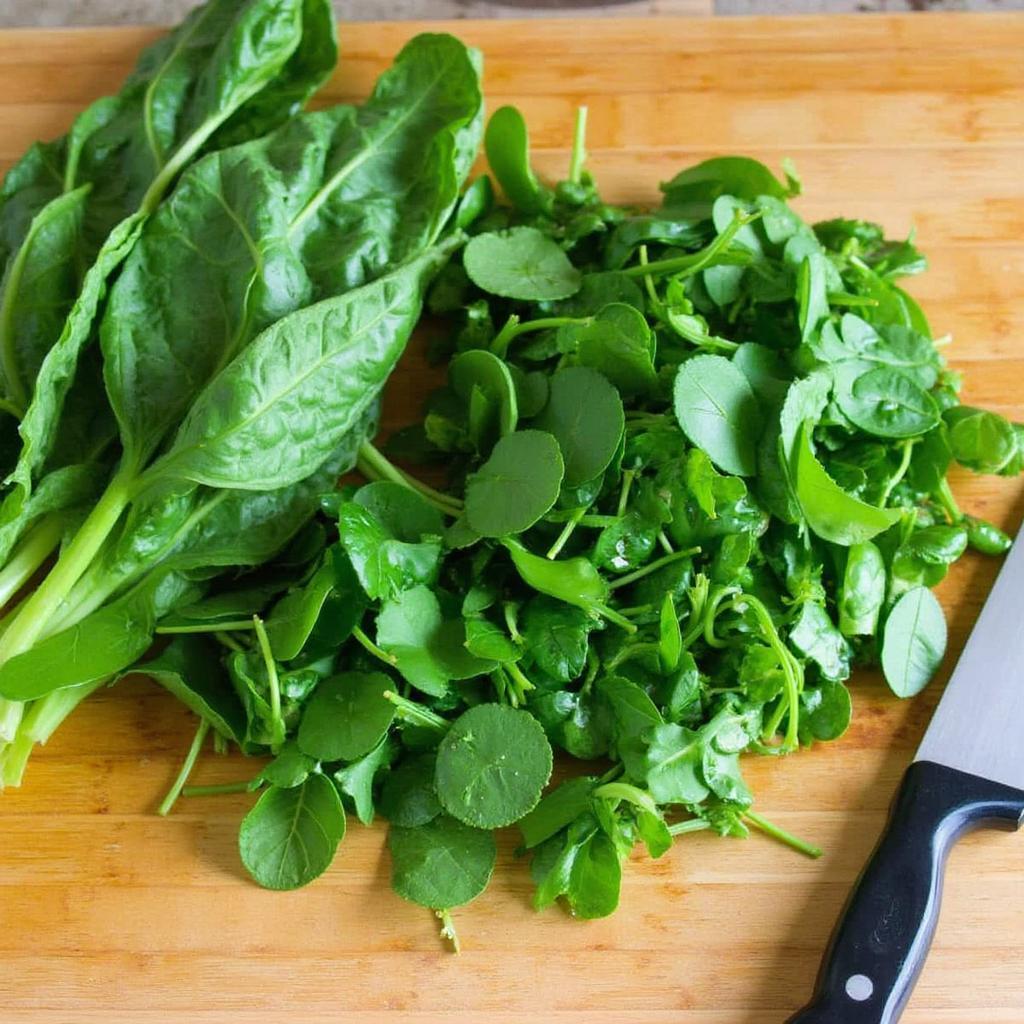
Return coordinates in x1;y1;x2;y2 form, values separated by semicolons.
464;227;581;301
881;586;948;698
297;672;396;762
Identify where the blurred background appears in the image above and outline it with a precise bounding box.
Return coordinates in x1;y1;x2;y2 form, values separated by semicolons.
3;0;1022;27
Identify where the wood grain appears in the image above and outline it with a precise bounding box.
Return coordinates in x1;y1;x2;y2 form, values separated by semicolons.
0;13;1023;1024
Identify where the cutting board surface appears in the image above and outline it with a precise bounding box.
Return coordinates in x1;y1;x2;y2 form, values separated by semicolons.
1;14;1023;1023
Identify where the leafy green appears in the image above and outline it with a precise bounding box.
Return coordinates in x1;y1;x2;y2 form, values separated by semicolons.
464;227;581;301
881;586;948;698
297;672;396;762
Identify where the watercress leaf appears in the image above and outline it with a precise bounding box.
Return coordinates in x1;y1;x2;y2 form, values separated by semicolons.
450;349;519;452
603;215;704;270
464;615;520;662
557;689;615;760
522;596;592;682
333;737;394;825
661;156;793;217
547;271;644;318
251;740;317;790
881;585;947;698
641;723;710;804
354;480;444;540
464;226;581;301
566;832;621;920
434;703;553;829
239;773;346;890
793;422;902;546
532;366;625;487
574;303;657;398
800;680;852;743
518;776;599;849
504;538;609;612
132;633;246;744
389;813;496;910
673;353;762;476
833;362;939;439
944;406;1018;474
483;105;549;216
379;752;443;827
593;511;658;573
788;601;851;682
297;671;396;762
464;429;564;537
660;593;683;671
264;561;336;660
796;252;830;343
839;541;886;636
733;343;791;409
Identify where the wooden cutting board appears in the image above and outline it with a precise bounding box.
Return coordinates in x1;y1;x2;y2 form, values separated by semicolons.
1;13;1023;1023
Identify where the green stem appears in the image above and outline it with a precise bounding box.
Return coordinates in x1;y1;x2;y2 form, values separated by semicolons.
546;507;586;559
745;809;822;859
593;781;659;816
592;603;638;633
0;515;61;610
182;780;251;797
606;641;659;672
568;105;588;184
637;245;665;317
668;818;712;837
215;631;244;653
826;291;879;308
616;469;635;518
505;661;535;703
435;909;461;954
657;531;674;556
157;718;210;817
357;441;463;516
935;476;962;523
252;616;282;744
382;690;448;733
156;619;256;635
0;468;135;665
490;315;586;359
623;211;758;279
352;624;398;666
607;547;700;591
502;601;523;645
879;438;917;507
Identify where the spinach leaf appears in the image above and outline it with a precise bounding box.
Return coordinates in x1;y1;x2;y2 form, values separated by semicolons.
239;772;346;890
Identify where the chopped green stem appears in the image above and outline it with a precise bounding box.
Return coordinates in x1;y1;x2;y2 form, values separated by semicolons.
583;649;601;692
182;780;251;797
701;585;743;649
252;616;282;742
546;507;586;559
568;105;588;184
215;631;245;653
592;603;638;633
657;530;674;556
616;604;654;617
616;469;635;518
357;441;463;516
0;468;135;665
382;690;448;733
0;515;62;611
157;717;210;817
544;510;616;527
157;619;256;635
593;781;659;816
935;476;962;523
212;731;228;756
637;245;665;317
502;601;523;644
608;547;700;591
624;210;759;280
745;809;822;859
436;909;461;954
490;314;587;359
505;661;535;704
352;624;398;666
879;438;917;507
668;818;712;837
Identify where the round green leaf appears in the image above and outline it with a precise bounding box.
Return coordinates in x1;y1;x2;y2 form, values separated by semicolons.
239;775;346;891
833;362;939;439
673;354;762;476
531;366;625;487
465;429;564;537
389;814;497;909
450;349;519;452
464;227;581;301
297;671;396;762
881;586;947;698
575;303;656;397
435;703;553;828
353;480;444;540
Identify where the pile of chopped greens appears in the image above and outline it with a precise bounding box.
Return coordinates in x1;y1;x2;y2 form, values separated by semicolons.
0;4;1019;949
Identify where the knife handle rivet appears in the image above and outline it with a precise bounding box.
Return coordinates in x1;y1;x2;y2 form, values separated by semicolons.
845;974;874;1002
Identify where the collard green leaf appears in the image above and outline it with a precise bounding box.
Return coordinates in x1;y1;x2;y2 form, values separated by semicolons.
435;703;553;829
531;366;624;488
881;586;947;698
239;773;346;890
465;429;564;537
673;354;762;477
297;672;396;763
389;813;496;909
464;227;581;301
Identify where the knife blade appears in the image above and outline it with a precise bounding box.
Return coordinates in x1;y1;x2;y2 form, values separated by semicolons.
788;526;1024;1024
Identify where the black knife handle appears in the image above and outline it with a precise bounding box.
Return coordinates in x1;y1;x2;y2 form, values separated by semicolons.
787;760;1024;1024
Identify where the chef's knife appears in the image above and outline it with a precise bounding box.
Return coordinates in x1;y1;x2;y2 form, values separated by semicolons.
788;526;1024;1024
